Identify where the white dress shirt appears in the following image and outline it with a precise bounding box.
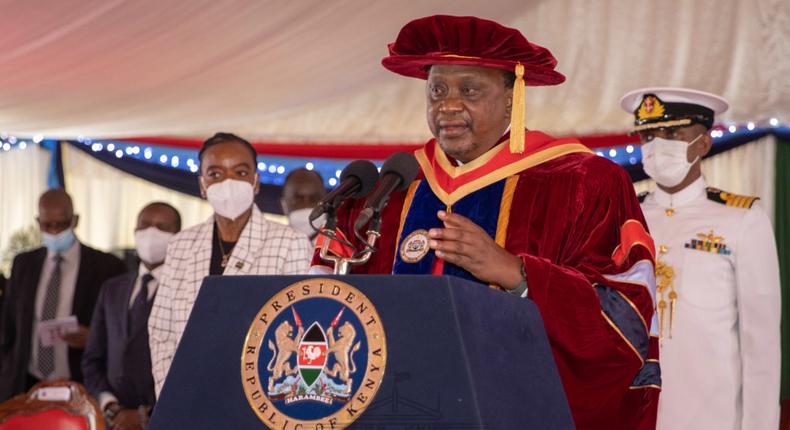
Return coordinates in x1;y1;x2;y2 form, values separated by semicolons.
641;177;781;430
28;240;81;380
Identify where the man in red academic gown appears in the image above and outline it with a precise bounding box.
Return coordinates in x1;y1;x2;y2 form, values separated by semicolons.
312;15;660;429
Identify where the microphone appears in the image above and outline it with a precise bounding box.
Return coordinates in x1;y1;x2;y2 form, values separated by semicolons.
309;160;379;223
354;152;419;233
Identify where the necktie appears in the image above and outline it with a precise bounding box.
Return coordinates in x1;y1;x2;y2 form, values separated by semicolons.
38;254;63;378
128;274;154;336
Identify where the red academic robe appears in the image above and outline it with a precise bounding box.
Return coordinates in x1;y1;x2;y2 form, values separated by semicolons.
313;131;660;429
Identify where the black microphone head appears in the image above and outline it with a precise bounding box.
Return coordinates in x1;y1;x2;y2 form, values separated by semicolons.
380;152;419;191
340;159;380;198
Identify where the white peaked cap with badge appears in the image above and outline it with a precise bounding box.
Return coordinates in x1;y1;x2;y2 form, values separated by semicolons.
619;87;730;132
620;87;729;114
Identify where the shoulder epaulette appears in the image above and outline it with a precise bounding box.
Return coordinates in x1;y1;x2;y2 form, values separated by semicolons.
637;191;649;203
706;187;759;209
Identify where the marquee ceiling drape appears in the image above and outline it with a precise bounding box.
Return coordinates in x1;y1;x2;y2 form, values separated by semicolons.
0;0;788;142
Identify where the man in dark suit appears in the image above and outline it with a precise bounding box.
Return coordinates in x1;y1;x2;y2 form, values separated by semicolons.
83;202;181;430
0;188;127;401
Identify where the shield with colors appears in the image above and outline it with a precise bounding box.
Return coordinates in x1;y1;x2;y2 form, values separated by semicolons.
298;322;327;387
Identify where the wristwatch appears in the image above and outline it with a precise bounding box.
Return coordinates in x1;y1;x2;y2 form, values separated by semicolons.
507;260;529;298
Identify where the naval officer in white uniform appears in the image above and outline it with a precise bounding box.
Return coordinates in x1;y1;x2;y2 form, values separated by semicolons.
620;87;781;430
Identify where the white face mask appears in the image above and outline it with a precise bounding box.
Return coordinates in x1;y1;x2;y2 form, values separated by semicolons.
204;177;256;220
134;227;174;265
288;208;323;237
641;134;702;187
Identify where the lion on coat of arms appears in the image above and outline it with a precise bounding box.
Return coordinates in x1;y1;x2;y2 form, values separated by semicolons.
266;320;304;390
325;321;361;386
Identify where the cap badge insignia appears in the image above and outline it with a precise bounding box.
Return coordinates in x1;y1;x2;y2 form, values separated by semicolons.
637;95;666;120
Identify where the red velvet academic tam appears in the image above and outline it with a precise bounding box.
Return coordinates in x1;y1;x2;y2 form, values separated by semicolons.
382;15;566;155
381;14;565;86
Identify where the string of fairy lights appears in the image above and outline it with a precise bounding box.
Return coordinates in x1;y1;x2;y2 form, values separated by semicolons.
1;118;786;187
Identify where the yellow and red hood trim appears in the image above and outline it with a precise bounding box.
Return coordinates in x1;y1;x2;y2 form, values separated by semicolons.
414;130;592;206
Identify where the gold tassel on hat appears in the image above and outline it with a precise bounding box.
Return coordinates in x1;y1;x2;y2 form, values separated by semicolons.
509;63;526;154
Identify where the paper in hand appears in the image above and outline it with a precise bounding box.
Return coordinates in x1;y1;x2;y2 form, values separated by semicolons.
38;315;79;347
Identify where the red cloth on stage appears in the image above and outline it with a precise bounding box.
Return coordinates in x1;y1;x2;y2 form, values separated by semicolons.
312;132;659;429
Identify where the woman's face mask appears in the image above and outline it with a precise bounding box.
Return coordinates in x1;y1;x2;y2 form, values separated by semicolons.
203;177;256;220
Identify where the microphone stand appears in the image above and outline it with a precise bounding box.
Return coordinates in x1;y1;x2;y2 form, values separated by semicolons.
318;215;382;275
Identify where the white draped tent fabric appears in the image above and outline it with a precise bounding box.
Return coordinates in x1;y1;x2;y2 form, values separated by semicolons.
0;0;788;142
61;143;214;252
0;145;50;272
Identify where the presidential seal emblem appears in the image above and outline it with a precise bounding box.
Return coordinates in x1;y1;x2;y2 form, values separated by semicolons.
400;229;430;263
242;278;387;429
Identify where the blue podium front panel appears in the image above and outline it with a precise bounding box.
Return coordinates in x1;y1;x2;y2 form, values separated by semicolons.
149;275;573;429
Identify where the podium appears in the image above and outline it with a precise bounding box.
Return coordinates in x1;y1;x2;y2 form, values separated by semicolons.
149;275;574;429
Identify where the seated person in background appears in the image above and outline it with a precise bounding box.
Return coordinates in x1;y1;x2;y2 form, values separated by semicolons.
82;202;181;430
281;167;327;242
0;189;127;401
148;132;312;397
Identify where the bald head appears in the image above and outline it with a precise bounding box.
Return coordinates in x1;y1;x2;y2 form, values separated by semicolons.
37;188;77;234
137;202;182;233
39;189;73;213
281;168;326;214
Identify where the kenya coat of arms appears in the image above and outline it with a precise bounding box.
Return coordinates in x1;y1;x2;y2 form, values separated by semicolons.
242;279;386;429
